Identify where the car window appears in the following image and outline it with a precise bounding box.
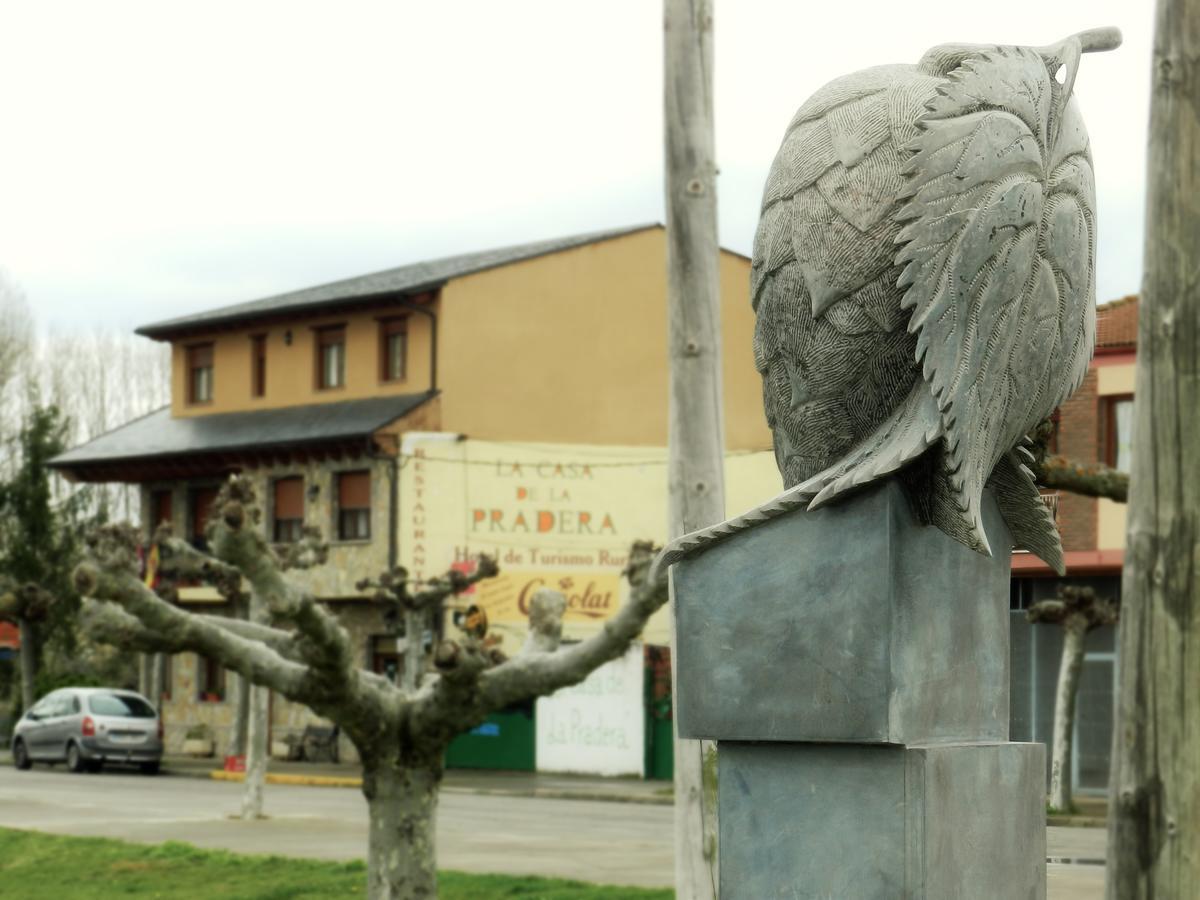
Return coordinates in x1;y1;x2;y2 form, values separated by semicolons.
30;694;61;718
87;693;156;718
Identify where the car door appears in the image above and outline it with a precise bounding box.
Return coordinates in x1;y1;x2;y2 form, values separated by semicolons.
22;696;56;759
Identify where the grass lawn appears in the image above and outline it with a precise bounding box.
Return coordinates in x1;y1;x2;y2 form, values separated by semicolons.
0;827;673;899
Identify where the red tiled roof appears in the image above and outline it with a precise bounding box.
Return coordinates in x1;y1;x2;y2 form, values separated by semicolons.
0;622;18;650
1097;295;1138;349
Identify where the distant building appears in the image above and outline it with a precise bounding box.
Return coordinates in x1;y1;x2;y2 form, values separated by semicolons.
50;224;778;773
0;622;18;661
1008;295;1136;795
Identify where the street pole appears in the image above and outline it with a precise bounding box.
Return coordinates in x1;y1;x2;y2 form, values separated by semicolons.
664;1;722;896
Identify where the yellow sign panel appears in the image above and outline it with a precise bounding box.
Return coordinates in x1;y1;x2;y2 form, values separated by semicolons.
400;436;780;651
472;570;623;626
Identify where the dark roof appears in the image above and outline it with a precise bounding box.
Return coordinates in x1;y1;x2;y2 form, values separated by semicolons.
136;224;662;339
1097;295;1138;350
49;393;435;474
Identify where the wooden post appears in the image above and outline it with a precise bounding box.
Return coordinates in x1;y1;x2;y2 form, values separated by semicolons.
664;1;722;896
1107;0;1200;895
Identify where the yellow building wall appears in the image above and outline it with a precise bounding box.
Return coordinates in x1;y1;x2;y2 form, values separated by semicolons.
399;436;782;654
1094;359;1135;551
169;303;436;417
436;228;771;451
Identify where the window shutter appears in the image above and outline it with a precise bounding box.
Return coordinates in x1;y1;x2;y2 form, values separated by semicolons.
192;488;219;538
338;471;370;509
274;477;304;520
190;344;213;367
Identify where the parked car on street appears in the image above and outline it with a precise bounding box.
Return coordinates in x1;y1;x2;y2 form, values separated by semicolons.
10;687;162;774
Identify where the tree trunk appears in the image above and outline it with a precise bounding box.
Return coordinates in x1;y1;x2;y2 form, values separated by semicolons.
150;654;165;705
1049;618;1086;812
1107;0;1200;895
18;618;36;711
240;685;269;820
664;1;722;896
363;762;439;900
228;674;249;758
138;653;154;699
402;608;423;693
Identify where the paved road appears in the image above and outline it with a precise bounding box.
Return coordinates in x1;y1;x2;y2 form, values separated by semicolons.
0;766;1106;896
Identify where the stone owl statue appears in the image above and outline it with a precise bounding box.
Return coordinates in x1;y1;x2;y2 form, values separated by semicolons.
657;28;1120;579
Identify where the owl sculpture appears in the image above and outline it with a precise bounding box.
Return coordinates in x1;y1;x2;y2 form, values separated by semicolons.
658;28;1120;579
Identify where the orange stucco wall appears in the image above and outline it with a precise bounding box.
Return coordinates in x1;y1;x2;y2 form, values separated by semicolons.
163;227;772;452
169;304;435;417
436;228;770;450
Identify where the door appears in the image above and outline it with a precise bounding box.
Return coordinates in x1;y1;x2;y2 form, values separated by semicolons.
24;694;64;759
1073;655;1116;794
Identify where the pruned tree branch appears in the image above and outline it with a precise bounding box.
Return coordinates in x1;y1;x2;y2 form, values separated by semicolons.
479;540;665;709
1034;455;1129;503
76;523;309;698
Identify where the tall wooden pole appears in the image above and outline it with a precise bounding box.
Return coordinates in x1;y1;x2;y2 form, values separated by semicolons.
664;1;722;897
1107;0;1200;895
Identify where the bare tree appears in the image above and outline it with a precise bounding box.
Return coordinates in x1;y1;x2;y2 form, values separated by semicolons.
0;273;32;408
76;477;668;899
1026;586;1118;813
1107;0;1200;894
0;582;55;711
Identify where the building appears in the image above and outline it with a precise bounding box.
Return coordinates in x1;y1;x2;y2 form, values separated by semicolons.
50;224;779;771
1008;295;1137;795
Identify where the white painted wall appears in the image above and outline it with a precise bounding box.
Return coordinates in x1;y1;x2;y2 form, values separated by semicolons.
536;642;645;777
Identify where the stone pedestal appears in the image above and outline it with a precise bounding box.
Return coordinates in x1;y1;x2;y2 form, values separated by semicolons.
719;742;1046;899
670;480;1046;899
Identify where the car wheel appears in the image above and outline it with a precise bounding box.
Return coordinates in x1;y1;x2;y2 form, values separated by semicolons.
139;761;160;776
66;742;86;773
12;740;32;771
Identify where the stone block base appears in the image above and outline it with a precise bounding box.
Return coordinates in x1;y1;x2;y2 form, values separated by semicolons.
719;741;1046;899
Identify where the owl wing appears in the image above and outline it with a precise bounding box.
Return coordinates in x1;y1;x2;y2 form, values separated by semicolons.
891;46;1096;553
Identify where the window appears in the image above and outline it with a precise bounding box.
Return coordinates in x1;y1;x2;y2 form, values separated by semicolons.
251;334;267;397
1105;396;1134;474
380;317;408;382
150;489;172;532
187;343;214;404
189;486;219;552
197;655;225;702
316;326;346;390
88;693;155;718
273;476;305;543
337;470;371;540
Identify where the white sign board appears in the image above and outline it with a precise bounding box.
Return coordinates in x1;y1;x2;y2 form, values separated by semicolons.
535;642;645;777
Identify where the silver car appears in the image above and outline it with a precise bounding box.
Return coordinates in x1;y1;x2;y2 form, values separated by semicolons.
11;687;163;775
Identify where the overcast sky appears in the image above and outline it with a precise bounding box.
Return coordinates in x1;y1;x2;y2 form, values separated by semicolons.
0;1;1152;333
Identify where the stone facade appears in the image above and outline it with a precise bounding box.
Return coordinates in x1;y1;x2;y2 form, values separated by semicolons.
141;458;399;763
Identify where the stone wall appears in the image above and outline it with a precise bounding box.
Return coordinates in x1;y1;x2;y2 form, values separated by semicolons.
160;600;387;764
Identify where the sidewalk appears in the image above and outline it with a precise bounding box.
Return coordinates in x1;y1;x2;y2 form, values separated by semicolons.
163;755;674;805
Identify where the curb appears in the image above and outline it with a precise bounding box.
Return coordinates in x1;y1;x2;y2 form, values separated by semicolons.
1047;815;1107;828
210;770;360;789
204;769;672;805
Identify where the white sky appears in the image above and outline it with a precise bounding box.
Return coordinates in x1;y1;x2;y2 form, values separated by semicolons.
0;0;1152;333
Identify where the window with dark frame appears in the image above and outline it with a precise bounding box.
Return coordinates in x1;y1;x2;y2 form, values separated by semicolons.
380;317;408;382
273;476;305;543
188;486;220;552
197;654;225;702
150;489;173;533
187;343;214;404
1105;395;1134;474
251;334;267;397
316;326;346;390
337;470;371;541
